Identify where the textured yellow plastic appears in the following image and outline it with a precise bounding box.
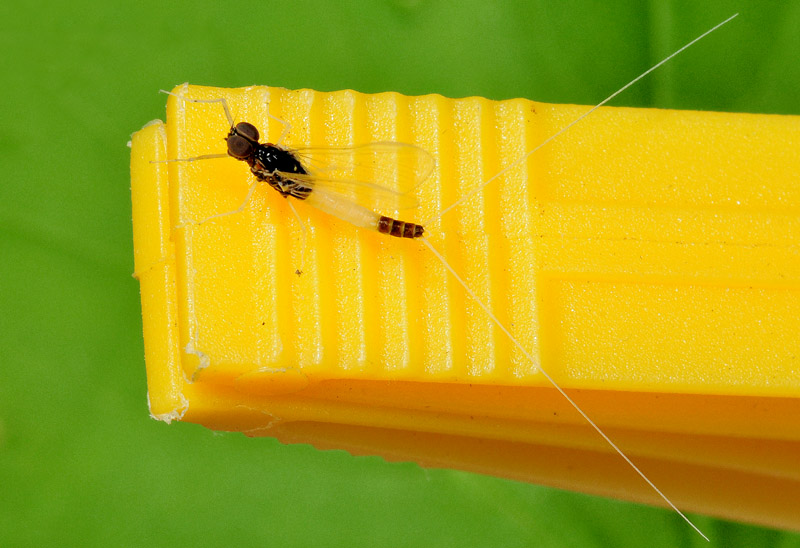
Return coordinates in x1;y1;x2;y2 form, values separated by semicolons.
131;84;800;530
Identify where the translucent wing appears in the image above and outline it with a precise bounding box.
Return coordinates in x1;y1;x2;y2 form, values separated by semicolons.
272;170;420;211
285;142;435;211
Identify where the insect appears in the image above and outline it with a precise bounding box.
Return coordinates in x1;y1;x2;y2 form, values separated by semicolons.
161;92;434;243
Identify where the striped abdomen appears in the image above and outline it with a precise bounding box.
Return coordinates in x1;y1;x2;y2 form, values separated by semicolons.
377;216;424;238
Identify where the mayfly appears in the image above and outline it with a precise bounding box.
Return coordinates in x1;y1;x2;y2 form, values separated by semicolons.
161;91;434;241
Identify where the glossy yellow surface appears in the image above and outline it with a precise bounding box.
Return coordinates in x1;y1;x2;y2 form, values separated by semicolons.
131;84;800;529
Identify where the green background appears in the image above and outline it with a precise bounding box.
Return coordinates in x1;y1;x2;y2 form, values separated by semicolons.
2;1;798;546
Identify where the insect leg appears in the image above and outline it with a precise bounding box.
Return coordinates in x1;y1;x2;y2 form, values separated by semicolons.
286;199;308;276
151;153;229;165
190;180;262;226
159;89;236;127
266;111;292;147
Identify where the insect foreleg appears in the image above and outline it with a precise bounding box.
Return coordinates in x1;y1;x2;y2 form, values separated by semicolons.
159;89;236;128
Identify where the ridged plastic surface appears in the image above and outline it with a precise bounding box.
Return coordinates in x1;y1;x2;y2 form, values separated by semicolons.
131;84;800;530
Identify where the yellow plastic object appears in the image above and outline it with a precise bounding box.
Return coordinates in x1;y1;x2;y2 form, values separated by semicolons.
131;84;800;530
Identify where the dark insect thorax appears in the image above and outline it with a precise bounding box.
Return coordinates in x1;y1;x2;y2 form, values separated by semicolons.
252;145;312;200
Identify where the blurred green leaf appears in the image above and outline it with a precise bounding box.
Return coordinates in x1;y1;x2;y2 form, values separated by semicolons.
1;1;798;546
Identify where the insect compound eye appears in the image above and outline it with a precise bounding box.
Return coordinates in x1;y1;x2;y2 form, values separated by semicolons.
227;134;254;159
235;122;259;142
